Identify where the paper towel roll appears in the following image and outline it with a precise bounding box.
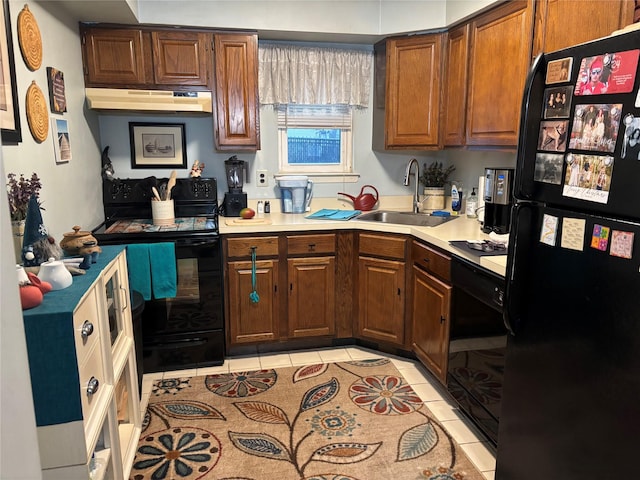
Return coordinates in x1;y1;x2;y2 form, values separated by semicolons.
477;175;485;223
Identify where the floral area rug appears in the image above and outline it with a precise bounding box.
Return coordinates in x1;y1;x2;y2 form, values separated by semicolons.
129;358;485;480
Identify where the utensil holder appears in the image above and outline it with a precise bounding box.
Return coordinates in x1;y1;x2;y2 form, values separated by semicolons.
151;200;175;225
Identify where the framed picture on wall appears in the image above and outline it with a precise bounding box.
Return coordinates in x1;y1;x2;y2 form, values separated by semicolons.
0;0;22;143
129;122;187;169
47;67;67;113
51;117;71;164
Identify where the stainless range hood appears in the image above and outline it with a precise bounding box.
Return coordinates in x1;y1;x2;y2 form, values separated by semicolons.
85;88;213;113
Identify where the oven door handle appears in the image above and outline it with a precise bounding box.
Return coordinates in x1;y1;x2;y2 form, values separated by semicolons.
174;238;219;248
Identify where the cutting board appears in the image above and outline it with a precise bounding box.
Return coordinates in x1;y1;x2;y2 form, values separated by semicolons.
225;217;273;226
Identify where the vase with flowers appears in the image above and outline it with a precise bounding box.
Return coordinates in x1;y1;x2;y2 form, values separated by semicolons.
7;173;42;263
420;161;455;211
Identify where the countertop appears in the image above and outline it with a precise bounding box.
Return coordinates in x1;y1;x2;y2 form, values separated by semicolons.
219;197;508;277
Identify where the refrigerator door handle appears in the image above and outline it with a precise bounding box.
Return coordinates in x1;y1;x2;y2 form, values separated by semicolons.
514;53;545;201
503;202;535;335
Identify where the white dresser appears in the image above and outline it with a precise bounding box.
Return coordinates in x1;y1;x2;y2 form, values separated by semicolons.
22;245;141;480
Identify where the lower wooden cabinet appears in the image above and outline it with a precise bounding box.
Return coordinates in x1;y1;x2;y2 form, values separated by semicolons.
358;256;405;345
411;265;451;384
357;233;407;346
227;259;280;344
224;233;337;347
288;256;336;337
225;236;280;344
411;240;452;384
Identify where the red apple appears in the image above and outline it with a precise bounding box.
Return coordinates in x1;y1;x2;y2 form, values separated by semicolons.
240;207;255;219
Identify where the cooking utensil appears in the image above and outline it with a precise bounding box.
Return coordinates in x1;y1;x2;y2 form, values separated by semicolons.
338;185;379;211
151;186;162;201
166;170;177;200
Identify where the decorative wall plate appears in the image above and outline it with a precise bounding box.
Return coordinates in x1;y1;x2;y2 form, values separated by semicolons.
26;81;48;143
17;5;42;71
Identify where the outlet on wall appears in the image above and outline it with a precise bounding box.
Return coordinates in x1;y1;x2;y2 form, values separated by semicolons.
257;169;269;187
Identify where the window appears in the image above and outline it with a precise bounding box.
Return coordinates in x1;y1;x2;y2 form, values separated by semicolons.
277;104;353;175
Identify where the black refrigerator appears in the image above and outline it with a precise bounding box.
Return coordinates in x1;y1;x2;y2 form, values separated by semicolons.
496;27;640;479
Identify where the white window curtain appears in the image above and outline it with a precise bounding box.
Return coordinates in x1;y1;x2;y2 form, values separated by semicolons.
259;43;373;108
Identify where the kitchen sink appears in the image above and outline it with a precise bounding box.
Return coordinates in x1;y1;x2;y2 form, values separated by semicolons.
354;210;459;227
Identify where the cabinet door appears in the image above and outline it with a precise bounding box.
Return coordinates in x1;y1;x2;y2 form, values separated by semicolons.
213;33;260;151
358;256;405;345
228;260;279;344
412;265;452;384
82;28;152;87
443;24;470;147
466;1;533;146
152;31;211;87
382;34;443;149
533;0;634;56
288;257;336;337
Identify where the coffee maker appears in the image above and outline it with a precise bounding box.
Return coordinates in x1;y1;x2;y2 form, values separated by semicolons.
223;156;248;217
483;168;514;234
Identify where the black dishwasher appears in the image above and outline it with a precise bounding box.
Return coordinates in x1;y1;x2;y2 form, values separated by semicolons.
447;256;506;447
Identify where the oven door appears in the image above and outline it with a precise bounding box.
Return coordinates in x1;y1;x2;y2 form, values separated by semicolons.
141;237;225;372
447;257;506;447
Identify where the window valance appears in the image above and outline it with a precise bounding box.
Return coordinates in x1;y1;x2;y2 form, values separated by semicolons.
258;43;373;108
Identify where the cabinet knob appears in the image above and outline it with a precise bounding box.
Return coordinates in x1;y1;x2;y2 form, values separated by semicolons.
87;376;100;395
307;243;316;251
81;320;94;338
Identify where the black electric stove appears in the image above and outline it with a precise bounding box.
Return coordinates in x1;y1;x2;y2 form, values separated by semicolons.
93;177;225;373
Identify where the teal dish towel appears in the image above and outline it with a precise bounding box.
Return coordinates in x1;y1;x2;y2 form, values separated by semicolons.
149;242;177;299
126;243;177;300
126;244;152;300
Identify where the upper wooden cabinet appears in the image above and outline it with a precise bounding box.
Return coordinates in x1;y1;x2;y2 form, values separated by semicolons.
533;0;634;57
81;27;153;87
151;31;211;87
213;33;261;151
81;25;261;151
442;24;470;147
466;1;534;147
373;34;444;151
81;26;211;89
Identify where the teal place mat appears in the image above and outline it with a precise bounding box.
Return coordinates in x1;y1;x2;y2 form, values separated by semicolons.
306;209;362;220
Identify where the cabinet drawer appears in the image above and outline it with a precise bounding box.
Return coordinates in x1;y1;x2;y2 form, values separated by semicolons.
287;234;336;255
412;240;451;282
227;236;279;258
73;289;100;362
77;340;106;424
359;233;406;260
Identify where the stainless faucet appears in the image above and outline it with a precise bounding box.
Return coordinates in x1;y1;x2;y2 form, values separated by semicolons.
403;158;420;213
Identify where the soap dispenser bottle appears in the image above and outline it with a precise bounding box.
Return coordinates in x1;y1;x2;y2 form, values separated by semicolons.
466;187;478;218
451;182;462;214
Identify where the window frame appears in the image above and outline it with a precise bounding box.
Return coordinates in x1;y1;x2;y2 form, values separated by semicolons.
277;104;353;175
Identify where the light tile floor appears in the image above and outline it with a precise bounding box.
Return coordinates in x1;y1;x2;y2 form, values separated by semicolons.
140;346;497;480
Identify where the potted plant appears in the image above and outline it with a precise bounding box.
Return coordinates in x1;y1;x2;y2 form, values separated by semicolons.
420;161;455;210
7;173;42;262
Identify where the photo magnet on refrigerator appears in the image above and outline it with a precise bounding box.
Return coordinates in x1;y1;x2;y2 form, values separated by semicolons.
590;224;610;251
560;217;586;251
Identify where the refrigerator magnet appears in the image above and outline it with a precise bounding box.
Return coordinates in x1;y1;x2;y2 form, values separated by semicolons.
546;58;572;84
563;154;613;204
610;230;634;259
543;86;573;119
575;50;639;96
590;224;610;252
560;217;586;251
534;153;564;185
540;214;559;246
621;114;640;160
568;104;622;153
538;120;569;152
